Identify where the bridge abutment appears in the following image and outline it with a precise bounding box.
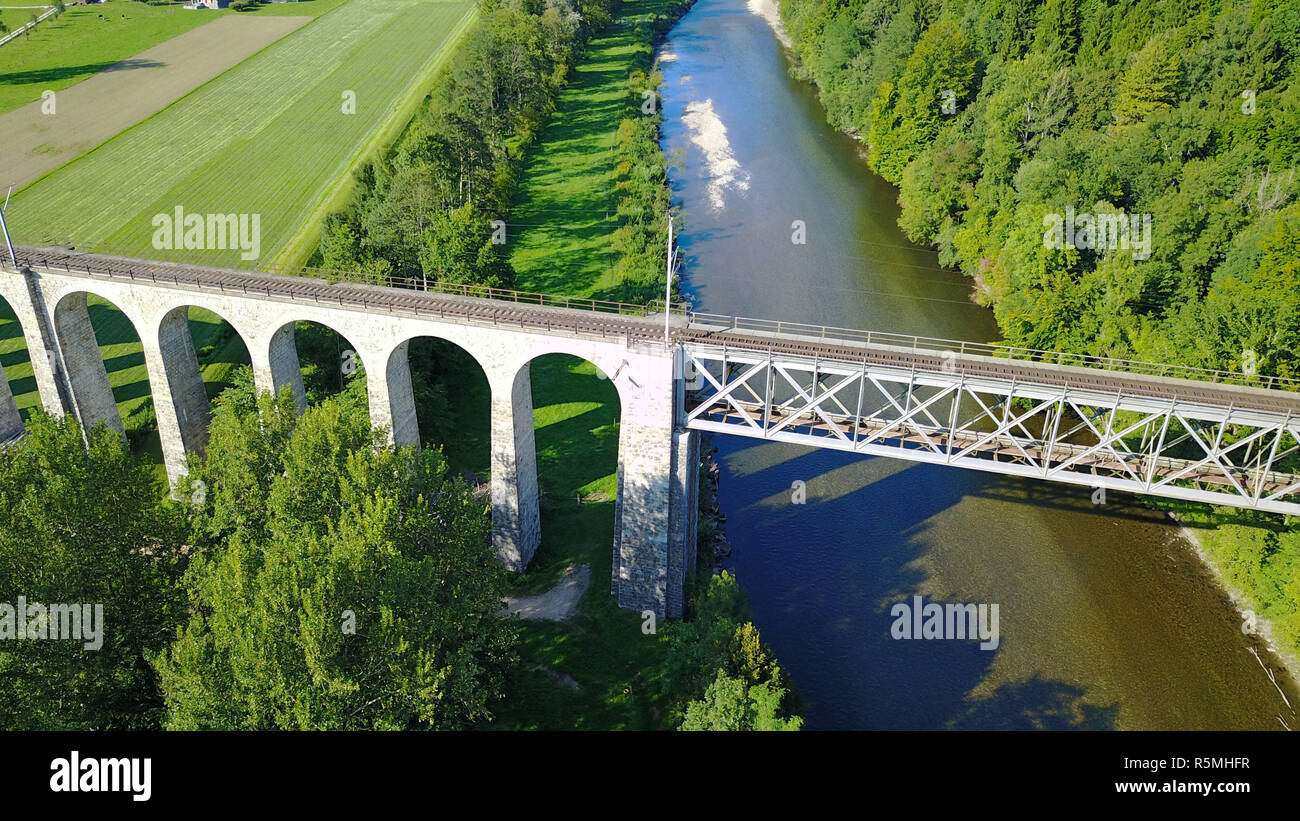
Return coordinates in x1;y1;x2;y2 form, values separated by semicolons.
609;350;693;621
668;427;700;618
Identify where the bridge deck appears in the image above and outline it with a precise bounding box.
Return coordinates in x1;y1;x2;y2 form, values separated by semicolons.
10;245;1300;417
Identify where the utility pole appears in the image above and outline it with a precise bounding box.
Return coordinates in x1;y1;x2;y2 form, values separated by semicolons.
0;185;16;268
665;211;676;345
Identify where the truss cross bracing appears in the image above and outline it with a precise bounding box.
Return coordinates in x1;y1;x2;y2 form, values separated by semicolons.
682;343;1300;515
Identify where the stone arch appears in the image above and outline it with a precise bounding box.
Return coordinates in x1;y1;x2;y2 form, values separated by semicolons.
0;293;33;441
151;304;253;464
503;350;625;575
381;334;491;466
259;318;368;413
51;289;147;438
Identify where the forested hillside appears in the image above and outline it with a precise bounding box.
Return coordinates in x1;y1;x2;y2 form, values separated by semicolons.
780;0;1300;381
778;0;1300;663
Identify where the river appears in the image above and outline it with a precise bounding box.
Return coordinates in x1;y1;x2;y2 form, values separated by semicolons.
657;0;1300;729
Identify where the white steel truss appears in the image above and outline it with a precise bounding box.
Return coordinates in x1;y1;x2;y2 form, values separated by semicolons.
681;344;1300;515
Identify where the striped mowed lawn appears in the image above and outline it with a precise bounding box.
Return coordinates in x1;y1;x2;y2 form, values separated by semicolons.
9;0;476;268
0;0;352;116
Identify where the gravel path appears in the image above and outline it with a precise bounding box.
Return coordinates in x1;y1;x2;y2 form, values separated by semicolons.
503;564;590;622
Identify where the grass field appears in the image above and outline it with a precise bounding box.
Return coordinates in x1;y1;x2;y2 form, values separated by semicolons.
508;0;674;300
493;0;691;729
2;14;310;189
0;1;249;115
0;1;353;114
9;0;476;267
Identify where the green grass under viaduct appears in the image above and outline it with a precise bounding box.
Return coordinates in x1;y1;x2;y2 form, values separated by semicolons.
0;0;688;730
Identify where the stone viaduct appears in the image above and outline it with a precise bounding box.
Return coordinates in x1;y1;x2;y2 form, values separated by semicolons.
6;246;1300;619
0;251;700;619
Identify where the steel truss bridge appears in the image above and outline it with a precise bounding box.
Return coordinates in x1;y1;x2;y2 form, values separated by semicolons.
10;244;1300;516
681;319;1300;516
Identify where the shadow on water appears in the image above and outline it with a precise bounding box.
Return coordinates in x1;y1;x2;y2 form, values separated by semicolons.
709;439;1115;729
948;676;1118;730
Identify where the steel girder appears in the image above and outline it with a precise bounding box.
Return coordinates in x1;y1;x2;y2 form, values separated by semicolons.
681;343;1300;515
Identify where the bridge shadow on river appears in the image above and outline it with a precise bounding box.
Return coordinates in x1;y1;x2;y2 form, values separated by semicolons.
712;437;1121;730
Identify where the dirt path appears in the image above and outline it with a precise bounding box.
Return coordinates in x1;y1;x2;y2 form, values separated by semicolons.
0;14;309;190
502;564;591;622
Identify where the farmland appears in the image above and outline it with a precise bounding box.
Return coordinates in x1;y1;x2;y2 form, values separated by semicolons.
1;1;222;115
0;1;355;115
1;14;309;189
8;0;477;268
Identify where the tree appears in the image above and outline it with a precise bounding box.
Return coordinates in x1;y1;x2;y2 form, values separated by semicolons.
653;572;802;728
680;670;803;731
156;389;518;729
1113;36;1181;124
0;414;187;730
418;204;515;287
866;16;980;183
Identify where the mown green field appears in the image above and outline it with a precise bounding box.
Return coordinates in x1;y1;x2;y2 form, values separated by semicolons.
9;0;476;267
508;0;672;299
0;0;346;115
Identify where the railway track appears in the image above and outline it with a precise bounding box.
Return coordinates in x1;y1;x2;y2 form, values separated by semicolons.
10;245;1300;416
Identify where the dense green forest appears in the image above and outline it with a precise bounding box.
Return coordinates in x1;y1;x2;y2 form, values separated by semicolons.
780;0;1299;375
778;0;1300;657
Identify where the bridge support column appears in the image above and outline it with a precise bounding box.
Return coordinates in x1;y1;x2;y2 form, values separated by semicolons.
369;340;420;447
490;362;540;570
0;362;23;441
52;294;123;439
146;308;211;488
11;268;73;417
667;427;700;617
253;323;306;411
611;377;685;620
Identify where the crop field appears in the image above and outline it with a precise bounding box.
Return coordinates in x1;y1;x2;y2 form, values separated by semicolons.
1;1;222;115
1;14;310;189
0;1;354;115
8;0;477;268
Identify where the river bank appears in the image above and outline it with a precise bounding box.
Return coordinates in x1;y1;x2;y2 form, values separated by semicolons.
659;0;1300;729
749;0;1300;707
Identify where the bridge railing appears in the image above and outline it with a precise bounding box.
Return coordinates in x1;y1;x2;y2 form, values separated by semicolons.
15;243;1298;394
13;243;692;320
689;312;1300;394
